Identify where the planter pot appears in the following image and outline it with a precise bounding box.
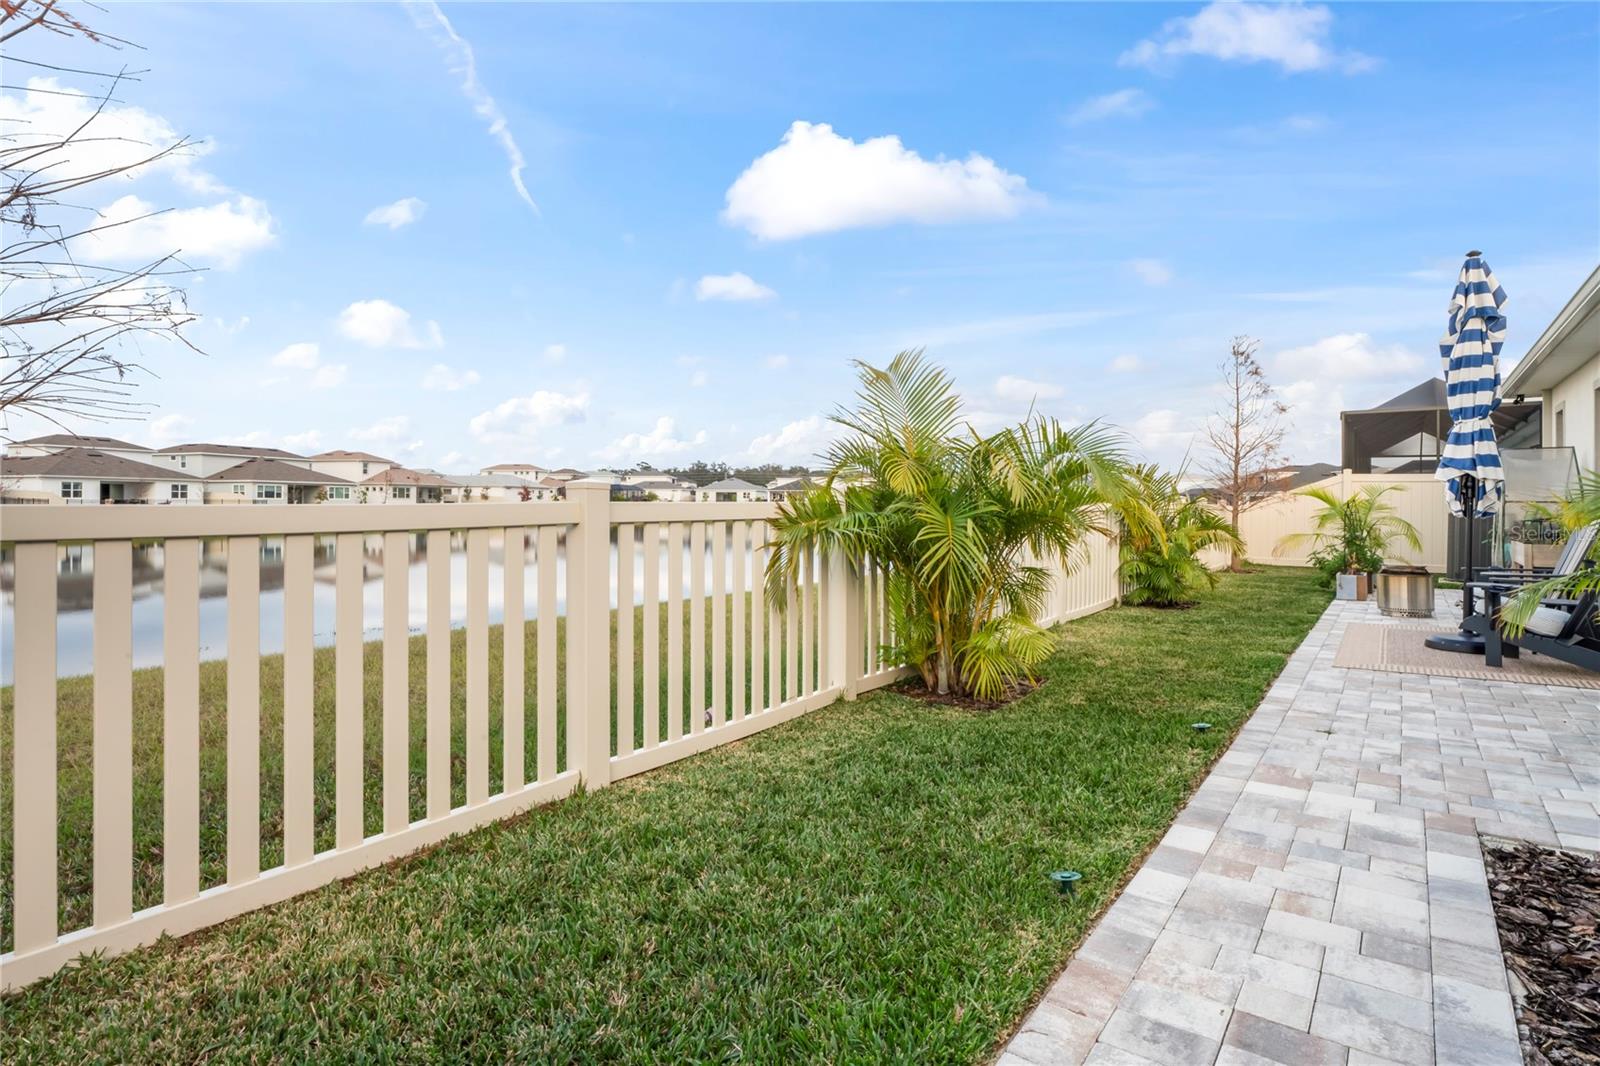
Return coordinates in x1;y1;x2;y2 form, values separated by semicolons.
1335;572;1370;601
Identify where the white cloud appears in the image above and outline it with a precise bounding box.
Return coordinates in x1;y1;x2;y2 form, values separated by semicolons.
1274;332;1424;383
765;354;791;370
1131;409;1199;455
281;430;325;453
595;417;707;462
407;1;538;214
364;196;427;230
723;120;1033;240
1067;88;1155;125
310;364;348;389
695;272;777;302
143;413;194;448
469;389;590;444
746;415;838;463
350;416;414;447
337;299;440;349
689;370;708;388
1108;354;1143;373
543;343;568;362
994;375;1065;404
421;363;481;391
270;342;321;370
1120;2;1375;74
268;341;346;390
86;193;275;268
1129;258;1173;286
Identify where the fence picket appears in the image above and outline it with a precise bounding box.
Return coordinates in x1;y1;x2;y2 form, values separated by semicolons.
642;523;661;749
617;523;635;756
711;522;726;726
283;535;314;865
667;522;684;742
426;530;450;819
93;539;134;928
503;528;526;792
731;521;746;721
751;523;766;715
537;526;558;782
226;536;261;885
335;532;364;849
12;541;57;952
690;521;706;734
466;528;489;806
163;537;202;900
383;532;409;834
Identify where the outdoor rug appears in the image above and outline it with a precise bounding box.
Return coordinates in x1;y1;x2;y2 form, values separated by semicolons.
1333;621;1600;690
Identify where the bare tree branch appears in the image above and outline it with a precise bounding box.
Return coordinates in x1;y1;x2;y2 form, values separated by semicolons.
1;1;199;438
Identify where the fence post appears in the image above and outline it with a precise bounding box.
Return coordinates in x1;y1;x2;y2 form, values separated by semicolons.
827;547;862;700
566;479;614;790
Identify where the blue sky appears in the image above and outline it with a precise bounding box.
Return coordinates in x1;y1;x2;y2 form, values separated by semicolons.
8;1;1598;472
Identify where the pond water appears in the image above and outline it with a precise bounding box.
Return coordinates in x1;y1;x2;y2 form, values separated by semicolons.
0;529;774;682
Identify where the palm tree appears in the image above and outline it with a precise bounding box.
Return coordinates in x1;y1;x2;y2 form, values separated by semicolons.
764;351;1132;701
1115;465;1243;607
1274;484;1422;583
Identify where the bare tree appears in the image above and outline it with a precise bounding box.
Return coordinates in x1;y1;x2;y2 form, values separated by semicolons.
1;1;201;435
1202;336;1288;571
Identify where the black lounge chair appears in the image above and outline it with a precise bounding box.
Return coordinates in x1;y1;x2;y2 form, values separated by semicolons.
1463;585;1600;672
1461;520;1600;620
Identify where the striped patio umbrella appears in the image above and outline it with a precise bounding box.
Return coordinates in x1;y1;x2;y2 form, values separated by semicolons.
1436;252;1507;518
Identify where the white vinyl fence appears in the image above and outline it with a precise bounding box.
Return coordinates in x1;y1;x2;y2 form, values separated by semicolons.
0;486;1120;989
1204;472;1450;572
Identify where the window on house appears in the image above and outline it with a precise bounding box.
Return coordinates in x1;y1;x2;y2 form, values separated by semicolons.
256;483;283;500
716;491;737;502
393;486;412;500
361;462;369;475
327;486;350;500
60;480;83;499
232;484;245;495
170;484;188;500
179;455;187;468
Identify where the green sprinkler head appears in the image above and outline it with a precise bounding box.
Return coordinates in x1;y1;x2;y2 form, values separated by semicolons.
1049;870;1083;897
1191;722;1212;733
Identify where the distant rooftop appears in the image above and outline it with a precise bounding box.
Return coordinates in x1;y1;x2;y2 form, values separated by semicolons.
308;450;394;464
207;458;352;485
701;477;765;493
12;433;150;451
2;447;200;481
158;442;305;459
364;467;457;487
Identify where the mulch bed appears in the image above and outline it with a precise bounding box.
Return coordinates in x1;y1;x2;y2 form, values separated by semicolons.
890;677;1044;711
1484;843;1600;1066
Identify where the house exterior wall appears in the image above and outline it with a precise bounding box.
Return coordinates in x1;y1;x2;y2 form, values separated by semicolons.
2;475;203;505
1542;348;1600;471
308;459;392;482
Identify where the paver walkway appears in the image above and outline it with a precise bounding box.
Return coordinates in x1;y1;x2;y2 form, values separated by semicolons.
1001;593;1600;1066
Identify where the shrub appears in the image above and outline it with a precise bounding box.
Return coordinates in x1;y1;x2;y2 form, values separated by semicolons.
1115;465;1242;606
765;351;1132;701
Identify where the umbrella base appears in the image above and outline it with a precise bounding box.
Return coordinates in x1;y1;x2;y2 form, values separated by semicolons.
1424;630;1487;655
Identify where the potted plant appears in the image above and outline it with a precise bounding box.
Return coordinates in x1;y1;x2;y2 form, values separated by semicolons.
1275;485;1422;600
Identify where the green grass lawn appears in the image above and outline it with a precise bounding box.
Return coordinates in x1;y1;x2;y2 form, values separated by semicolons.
2;568;1328;1063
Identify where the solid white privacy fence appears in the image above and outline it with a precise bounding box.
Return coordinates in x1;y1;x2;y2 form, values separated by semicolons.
0;484;1120;989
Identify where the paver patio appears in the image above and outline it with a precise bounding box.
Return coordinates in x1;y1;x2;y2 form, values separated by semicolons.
1000;592;1600;1066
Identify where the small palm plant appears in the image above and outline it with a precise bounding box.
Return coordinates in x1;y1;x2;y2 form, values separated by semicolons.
1115;465;1243;607
1274;484;1423;586
1525;469;1600;533
765;351;1133;701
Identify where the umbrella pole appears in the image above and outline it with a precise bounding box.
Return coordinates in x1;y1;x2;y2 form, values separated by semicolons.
1426;472;1489;654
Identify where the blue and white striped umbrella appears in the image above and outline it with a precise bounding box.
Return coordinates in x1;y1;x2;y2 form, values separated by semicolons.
1436;253;1507;518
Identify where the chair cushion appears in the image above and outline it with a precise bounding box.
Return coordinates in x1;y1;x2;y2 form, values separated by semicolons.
1525;606;1572;638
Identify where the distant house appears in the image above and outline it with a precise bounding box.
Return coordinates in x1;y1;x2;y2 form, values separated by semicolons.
205;457;356;505
695;477;769;503
305;450;396;483
446;473;539;502
630;477;691;501
531;476;566;501
1;447;204;505
363;466;457;504
5;434;156;463
544;467;587;483
766;476;815;501
153;442;309;479
479;462;548;480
